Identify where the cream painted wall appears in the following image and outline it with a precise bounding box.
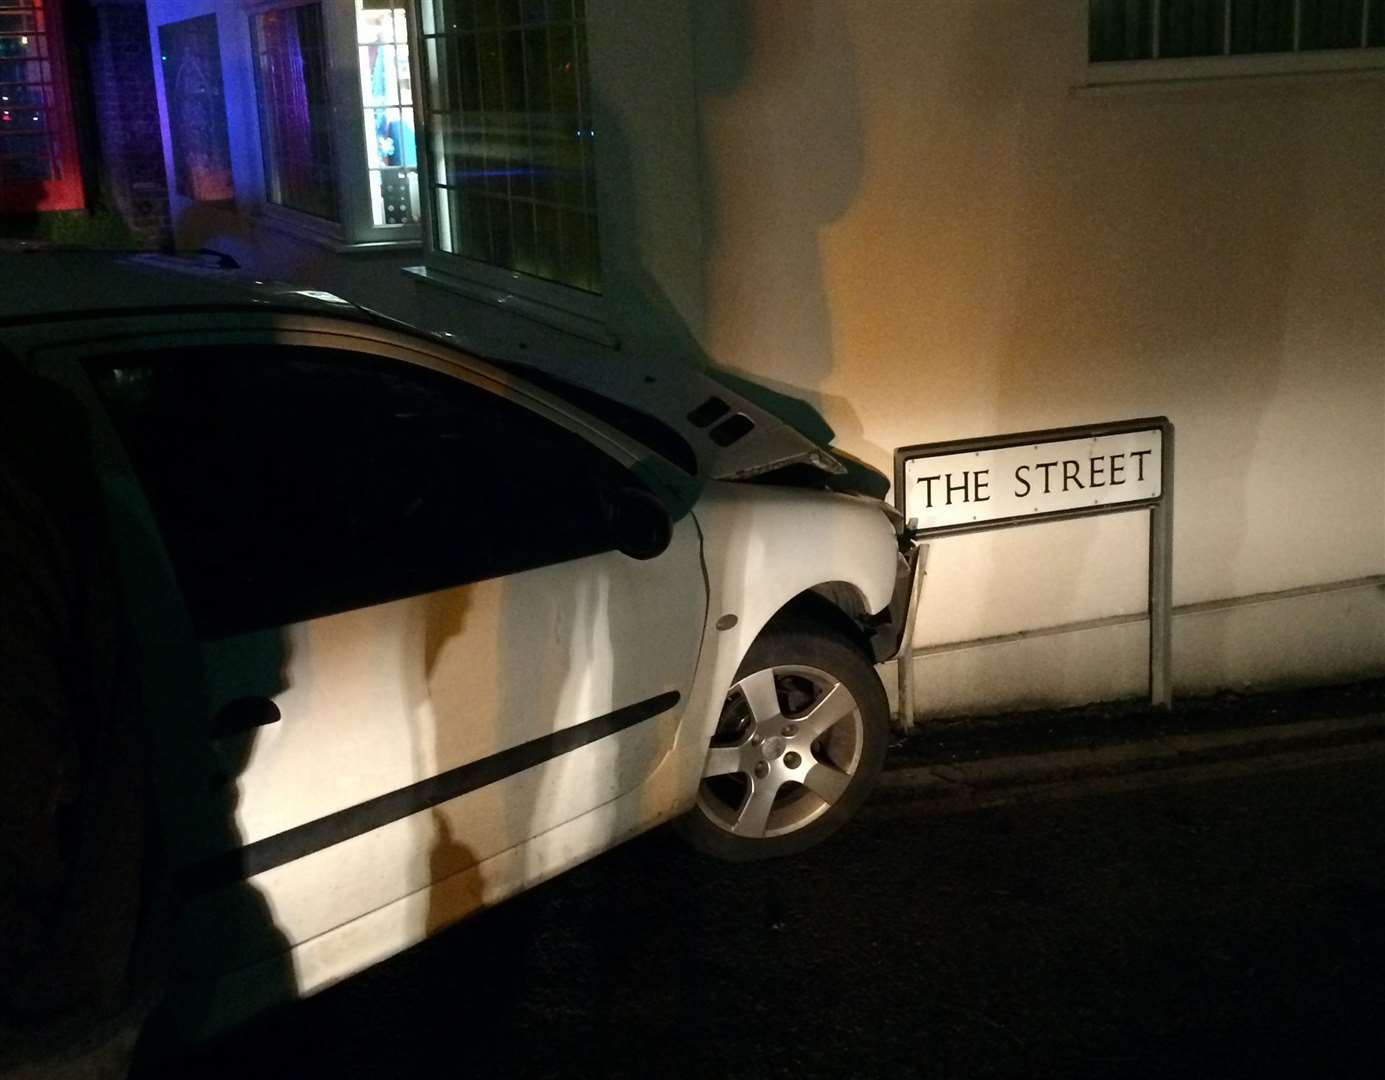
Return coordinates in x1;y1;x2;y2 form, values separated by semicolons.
694;0;1385;711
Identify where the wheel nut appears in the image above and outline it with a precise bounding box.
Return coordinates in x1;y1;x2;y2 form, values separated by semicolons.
784;751;801;769
754;761;770;779
781;724;798;738
751;733;764;746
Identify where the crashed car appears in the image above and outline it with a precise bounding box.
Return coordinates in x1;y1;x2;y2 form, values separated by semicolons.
0;252;917;1041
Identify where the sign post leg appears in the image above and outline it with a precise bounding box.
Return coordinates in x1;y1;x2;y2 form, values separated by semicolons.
1148;426;1174;708
897;542;930;734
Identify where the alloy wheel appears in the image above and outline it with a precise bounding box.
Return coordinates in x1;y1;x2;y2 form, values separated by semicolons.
696;664;864;839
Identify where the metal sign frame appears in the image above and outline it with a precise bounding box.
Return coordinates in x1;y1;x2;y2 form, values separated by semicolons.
892;416;1174;730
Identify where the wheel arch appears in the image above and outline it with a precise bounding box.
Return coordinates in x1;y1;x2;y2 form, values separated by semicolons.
763;583;877;663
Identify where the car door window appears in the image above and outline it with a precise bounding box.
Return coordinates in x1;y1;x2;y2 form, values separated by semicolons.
88;344;637;638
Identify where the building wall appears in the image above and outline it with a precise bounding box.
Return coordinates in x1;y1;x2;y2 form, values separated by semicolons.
693;0;1385;714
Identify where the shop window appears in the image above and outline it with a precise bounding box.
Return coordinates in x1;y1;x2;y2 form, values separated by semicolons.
418;0;601;293
1090;0;1385;79
250;2;339;222
357;0;419;227
0;0;82;212
240;0;420;245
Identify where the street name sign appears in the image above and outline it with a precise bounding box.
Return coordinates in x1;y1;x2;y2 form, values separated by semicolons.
899;428;1163;534
892;417;1174;724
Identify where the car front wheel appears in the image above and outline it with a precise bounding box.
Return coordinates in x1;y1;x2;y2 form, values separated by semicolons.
677;620;889;861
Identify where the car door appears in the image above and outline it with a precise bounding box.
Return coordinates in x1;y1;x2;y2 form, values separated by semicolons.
84;332;707;981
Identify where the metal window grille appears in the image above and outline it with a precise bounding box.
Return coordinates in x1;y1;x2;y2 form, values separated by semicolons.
419;0;601;294
251;2;340;221
1091;0;1385;60
0;0;82;211
356;0;419;226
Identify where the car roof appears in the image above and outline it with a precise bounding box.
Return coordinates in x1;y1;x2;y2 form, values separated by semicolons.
0;251;846;485
0;251;363;322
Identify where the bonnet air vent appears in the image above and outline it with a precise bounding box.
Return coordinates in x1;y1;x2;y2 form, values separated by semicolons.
686;396;730;428
709;413;755;447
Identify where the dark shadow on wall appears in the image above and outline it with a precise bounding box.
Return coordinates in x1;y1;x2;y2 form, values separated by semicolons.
692;0;862;381
590;0;865;457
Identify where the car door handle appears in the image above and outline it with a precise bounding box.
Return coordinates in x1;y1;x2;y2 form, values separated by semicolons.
211;696;281;739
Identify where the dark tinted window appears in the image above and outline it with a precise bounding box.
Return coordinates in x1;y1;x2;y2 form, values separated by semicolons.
89;345;634;637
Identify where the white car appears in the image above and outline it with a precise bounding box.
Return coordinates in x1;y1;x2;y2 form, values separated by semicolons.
1;253;916;1044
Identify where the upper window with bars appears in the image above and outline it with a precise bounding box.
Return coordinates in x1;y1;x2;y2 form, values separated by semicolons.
418;0;601;295
1090;0;1385;76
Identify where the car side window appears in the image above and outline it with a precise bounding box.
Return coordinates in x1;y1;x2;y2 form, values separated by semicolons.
88;345;638;638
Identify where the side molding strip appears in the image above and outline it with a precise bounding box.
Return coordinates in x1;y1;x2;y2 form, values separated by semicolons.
185;690;681;893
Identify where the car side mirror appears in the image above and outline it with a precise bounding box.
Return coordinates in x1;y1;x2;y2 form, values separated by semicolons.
607;485;673;561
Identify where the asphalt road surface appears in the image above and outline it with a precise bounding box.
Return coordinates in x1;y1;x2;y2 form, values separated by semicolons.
141;736;1385;1079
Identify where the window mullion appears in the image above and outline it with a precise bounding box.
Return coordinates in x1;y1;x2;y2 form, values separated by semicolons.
547;15;566;283
1151;0;1162;60
572;14;589;290
522;18;539;279
471;26;493;263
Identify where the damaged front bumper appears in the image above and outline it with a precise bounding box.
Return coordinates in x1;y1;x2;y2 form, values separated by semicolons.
866;523;923;665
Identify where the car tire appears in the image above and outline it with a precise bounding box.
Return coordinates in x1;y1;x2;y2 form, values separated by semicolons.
676;619;889;861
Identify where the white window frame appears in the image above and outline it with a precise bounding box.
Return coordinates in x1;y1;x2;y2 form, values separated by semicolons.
247;0;423;251
407;0;703;350
1086;0;1385;89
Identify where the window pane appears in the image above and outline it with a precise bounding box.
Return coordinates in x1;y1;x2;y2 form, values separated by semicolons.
0;82;51;109
370;165;418;224
0;0;63;187
419;0;601;293
1159;0;1226;57
1299;0;1366;49
251;3;339;221
1090;0;1154;61
88;347;633;637
356;1;419;227
1231;0;1295;53
1095;0;1385;60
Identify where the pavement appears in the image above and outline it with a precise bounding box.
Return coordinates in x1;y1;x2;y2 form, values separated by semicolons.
881;677;1385;809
